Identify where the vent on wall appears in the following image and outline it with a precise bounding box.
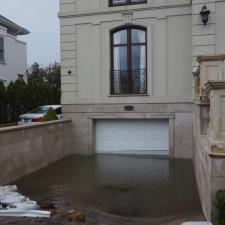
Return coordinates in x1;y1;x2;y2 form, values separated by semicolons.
124;106;134;111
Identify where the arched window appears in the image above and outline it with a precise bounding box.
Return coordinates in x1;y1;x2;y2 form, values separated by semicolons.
110;26;147;95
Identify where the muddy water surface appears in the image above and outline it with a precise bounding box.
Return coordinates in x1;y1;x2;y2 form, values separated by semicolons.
14;155;202;224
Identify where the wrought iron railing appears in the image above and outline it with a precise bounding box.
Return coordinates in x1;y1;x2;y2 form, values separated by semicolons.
110;69;147;95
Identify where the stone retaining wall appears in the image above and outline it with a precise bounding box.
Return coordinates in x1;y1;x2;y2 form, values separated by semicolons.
0;120;72;185
193;55;225;223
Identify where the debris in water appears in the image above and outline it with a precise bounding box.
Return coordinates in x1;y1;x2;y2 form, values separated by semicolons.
182;222;213;225
53;210;86;223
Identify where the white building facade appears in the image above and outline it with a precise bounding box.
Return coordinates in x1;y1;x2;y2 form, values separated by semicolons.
59;1;225;220
0;15;29;85
59;0;225;157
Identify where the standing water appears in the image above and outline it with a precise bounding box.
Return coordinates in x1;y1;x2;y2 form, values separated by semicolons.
15;155;202;224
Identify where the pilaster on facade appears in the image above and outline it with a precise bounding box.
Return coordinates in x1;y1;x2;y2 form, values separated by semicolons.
192;0;216;71
60;22;78;102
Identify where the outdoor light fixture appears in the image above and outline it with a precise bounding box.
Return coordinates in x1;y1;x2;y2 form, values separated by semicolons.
200;5;210;26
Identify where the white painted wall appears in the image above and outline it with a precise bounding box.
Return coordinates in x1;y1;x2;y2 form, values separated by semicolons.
192;0;225;70
59;0;193;104
0;26;27;85
215;1;225;54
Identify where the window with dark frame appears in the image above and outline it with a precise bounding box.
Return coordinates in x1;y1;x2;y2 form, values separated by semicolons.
18;74;24;81
0;37;4;62
110;0;147;7
110;26;147;95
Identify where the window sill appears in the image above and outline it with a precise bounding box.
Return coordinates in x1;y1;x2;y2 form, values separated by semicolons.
109;94;150;97
0;60;6;65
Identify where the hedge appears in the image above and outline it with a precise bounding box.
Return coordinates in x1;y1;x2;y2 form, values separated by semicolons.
0;79;60;124
217;189;225;225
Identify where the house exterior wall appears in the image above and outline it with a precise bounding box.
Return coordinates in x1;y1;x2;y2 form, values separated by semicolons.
60;0;192;104
59;0;225;159
215;1;225;54
0;25;27;85
59;0;195;158
59;0;225;222
192;0;225;69
63;103;194;157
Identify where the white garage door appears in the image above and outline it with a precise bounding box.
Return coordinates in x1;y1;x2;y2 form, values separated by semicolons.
95;119;169;155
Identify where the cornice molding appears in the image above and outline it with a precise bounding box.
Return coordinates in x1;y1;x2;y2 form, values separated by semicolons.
58;1;191;18
197;54;225;63
205;81;225;92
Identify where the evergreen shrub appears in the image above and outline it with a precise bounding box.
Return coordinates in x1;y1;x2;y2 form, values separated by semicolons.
217;189;225;225
42;108;58;122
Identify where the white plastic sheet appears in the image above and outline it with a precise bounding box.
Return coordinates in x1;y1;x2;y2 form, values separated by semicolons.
0;185;50;218
0;210;50;218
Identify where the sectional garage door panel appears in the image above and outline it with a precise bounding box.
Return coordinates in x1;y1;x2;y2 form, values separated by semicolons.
95;120;169;155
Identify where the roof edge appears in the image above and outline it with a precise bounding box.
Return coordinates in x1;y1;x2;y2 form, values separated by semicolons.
0;15;30;35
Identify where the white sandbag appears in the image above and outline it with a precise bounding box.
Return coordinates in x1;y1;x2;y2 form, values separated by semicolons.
182;222;213;225
9;201;39;210
0;192;21;199
1;194;26;204
0;186;17;193
0;210;50;218
0;185;47;218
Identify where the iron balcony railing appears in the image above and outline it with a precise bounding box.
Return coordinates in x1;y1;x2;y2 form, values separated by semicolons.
110;69;147;95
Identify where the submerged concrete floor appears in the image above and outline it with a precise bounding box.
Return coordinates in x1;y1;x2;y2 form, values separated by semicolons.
0;214;205;225
2;155;203;225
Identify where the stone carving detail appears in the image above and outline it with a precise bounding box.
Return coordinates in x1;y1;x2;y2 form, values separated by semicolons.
123;12;133;24
193;55;225;105
211;145;225;154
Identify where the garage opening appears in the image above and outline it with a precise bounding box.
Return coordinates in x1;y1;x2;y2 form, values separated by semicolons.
95;119;169;155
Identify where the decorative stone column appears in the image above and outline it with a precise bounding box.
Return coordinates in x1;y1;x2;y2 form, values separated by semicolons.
198;55;225;103
193;55;225;222
206;81;225;144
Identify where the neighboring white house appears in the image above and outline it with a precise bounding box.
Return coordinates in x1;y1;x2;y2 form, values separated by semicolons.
0;15;29;85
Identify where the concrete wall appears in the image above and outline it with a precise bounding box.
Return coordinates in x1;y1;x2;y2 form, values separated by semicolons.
0;120;72;185
193;105;212;220
192;56;225;222
193;104;225;222
0;25;27;85
59;0;192;104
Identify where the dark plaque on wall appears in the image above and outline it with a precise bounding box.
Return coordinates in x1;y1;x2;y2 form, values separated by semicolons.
124;106;134;111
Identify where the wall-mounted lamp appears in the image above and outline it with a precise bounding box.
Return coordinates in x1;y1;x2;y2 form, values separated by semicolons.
200;5;210;26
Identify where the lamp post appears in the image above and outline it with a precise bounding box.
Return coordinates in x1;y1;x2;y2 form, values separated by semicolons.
200;5;211;26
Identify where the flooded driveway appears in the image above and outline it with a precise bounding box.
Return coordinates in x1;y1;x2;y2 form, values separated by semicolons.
14;155;202;225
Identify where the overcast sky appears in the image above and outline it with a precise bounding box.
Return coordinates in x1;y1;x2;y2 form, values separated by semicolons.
0;0;60;67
